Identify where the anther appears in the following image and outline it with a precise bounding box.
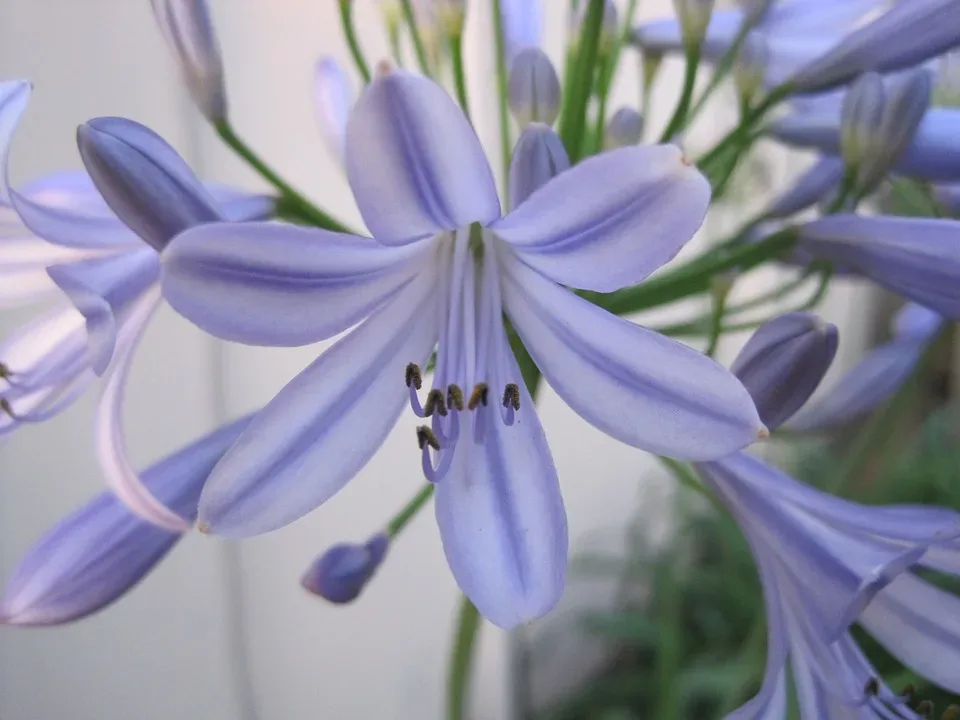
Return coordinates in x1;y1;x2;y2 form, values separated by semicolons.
900;684;916;703
424;389;448;417
0;363;12;380
502;383;520;411
917;700;934;717
864;678;880;697
942;705;960;720
468;383;489;410
0;398;16;419
405;363;422;390
416;425;441;451
447;384;464;411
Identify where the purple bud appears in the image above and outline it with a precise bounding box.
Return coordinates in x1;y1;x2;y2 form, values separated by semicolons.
731;312;838;431
508;123;570;210
840;72;886;173
604;107;644;149
672;0;716;45
77;118;221;252
508;48;561;128
0;415;250;626
301;534;390;604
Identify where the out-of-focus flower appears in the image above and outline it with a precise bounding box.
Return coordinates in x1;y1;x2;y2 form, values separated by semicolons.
501;0;543;61
603;107;644;150
301;534;389;604
313;56;353;166
508;48;561;128
508;124;569;210
161;69;764;628
761;156;844;220
672;0;716;46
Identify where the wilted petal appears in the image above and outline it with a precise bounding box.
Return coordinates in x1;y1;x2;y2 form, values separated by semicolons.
508;124;570;211
435;332;567;629
198;270;440;537
48;248;160;375
150;0;226;122
302;533;389;604
313;56;352;166
493;144;710;293
797;214;960;318
0;413;251;626
345;70;500;245
762;156;843;219
163;222;428;346
501;256;764;461
77;118;222;252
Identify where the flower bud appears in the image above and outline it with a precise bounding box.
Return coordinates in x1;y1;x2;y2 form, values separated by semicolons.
301;533;389;604
672;0;716;46
840;72;886;177
313;56;353;166
508;49;561;128
603;107;644;149
77;118;221;252
508;123;570;210
436;0;466;36
150;0;226;122
734;33;768;104
730;312;838;431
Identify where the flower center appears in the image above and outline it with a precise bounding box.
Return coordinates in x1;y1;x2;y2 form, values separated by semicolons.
404;228;519;483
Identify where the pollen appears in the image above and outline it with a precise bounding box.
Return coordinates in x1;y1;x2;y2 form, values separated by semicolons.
447;384;464;411
468;383;489;410
405;363;423;390
416;425;441;451
424;389;448;417
502;384;520;411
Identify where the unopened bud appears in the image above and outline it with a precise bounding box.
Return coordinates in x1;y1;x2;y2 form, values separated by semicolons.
301;533;389;604
150;0;226;122
730;312;839;431
508;48;561;128
672;0;716;46
840;72;886;177
604;107;644;149
508;123;570;209
734;34;768;104
436;0;466;36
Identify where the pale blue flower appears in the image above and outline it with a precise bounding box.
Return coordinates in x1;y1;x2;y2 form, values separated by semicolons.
0;80;272;531
160;70;765;628
0;415;251;626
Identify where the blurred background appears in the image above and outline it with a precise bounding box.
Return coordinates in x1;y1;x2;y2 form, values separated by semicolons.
0;1;887;718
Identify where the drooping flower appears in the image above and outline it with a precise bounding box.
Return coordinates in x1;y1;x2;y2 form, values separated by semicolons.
0;80;273;530
0;414;251;626
160;69;765;628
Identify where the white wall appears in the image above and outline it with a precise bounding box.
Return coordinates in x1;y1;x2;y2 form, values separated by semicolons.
0;2;871;719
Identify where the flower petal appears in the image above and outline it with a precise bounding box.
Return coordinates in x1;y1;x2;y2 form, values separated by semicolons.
500;255;764;460
435;331;567;630
492;144;710;293
48;248;160;375
96;284;193;531
203;184;275;222
0;226;93;307
762;156;843;219
313;56;352;166
162;222;428;346
345;70;500;245
198;268;440;537
0;412;251;626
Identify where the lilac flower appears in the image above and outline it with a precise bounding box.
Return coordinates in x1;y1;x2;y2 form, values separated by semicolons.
788;303;944;432
0;414;251;626
0;81;272;531
313;56;352;166
604;108;644;150
160;69;764;627
796;214;960;318
501;0;542;61
301;534;390;604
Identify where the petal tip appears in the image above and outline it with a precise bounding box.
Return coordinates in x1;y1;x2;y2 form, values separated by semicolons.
756;425;770;441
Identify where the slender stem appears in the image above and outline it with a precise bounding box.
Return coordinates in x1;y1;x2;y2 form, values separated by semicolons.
449;32;472;122
215;121;350;232
698;83;792;171
387;24;406;68
686;20;754;123
705;284;730;357
491;0;512;196
558;0;606;162
446;597;481;720
658;457;717;508
590;0;640;152
386;484;436;538
401;0;432;76
338;0;372;83
659;42;701;143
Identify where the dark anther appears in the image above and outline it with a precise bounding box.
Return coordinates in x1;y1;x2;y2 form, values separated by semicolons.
447;384;464;411
942;704;960;720
864;678;880;697
0;363;12;380
917;700;934;717
900;684;916;702
424;389;448;417
468;383;489;410
502;383;520;411
416;426;441;451
0;398;15;419
405;363;422;390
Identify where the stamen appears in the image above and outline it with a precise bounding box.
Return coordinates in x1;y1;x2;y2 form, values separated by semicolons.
416;426;441;451
943;705;960;720
899;684;916;704
468;383;489;410
917;700;933;717
405;363;422;390
864;678;880;698
424;389;448;417
0;398;17;419
447;384;464;411
502;384;520;411
0;363;13;380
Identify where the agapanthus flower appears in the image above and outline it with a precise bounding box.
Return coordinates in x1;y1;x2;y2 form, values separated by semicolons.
0;413;251;626
313;55;352;166
0;80;273;531
160;68;765;627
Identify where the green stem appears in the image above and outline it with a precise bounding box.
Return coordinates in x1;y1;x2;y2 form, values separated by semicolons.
558;0;606;162
705;285;730;357
658;457;718;508
659;41;701;143
686;20;754;123
590;0;640;152
492;0;512;196
386;484;435;538
401;0;432;76
215;121;350;232
449;32;472;122
338;0;372;83
446;597;481;720
387;24;406;68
